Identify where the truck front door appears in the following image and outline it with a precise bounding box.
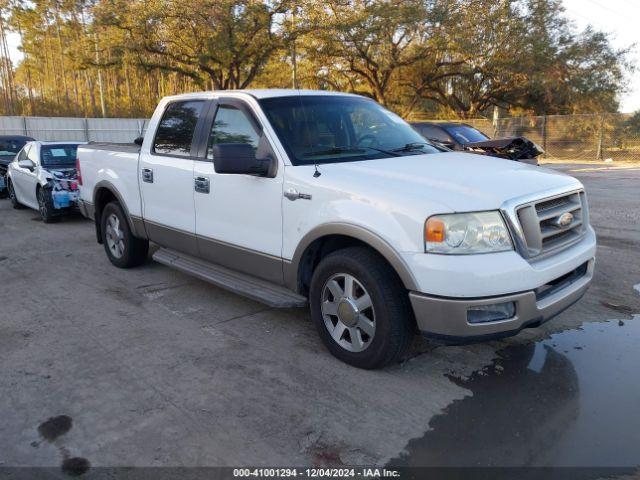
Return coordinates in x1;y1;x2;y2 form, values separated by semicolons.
139;99;207;255
193;98;284;284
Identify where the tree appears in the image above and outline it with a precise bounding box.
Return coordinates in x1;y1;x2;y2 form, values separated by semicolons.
0;0;633;118
98;0;290;90
301;0;435;112
405;0;531;118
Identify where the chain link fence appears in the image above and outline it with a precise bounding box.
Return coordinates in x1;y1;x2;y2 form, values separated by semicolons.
409;113;640;161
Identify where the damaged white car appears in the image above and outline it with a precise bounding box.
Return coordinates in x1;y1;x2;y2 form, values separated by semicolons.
6;141;84;223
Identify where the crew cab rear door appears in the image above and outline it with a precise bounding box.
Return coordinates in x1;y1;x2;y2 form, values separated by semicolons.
192;97;284;284
139;99;208;255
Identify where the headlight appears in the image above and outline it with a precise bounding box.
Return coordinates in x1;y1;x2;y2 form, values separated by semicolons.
425;211;513;254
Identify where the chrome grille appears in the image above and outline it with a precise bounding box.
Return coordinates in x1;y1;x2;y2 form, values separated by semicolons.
514;191;588;258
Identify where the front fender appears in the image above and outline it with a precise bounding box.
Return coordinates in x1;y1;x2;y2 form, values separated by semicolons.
284;222;420;292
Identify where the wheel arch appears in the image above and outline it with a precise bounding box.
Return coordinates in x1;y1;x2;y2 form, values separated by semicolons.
286;223;419;296
93;181;146;244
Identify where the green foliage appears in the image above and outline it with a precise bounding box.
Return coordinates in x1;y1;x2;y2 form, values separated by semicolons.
0;0;632;118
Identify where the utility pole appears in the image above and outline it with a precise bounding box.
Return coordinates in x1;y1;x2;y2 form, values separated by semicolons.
291;7;298;89
596;113;605;160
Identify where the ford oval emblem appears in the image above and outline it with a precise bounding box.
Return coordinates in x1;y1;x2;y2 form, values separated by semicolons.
556;212;574;228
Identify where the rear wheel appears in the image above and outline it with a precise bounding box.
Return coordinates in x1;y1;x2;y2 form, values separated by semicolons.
309;246;414;369
101;201;149;268
8;180;24;209
37;187;59;223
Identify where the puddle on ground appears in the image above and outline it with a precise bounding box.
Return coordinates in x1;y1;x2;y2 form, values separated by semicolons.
389;316;640;469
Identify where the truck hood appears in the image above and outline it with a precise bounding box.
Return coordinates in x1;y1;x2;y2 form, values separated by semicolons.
316;152;582;212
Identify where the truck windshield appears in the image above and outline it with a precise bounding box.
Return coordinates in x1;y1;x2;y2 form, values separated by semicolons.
259;95;441;165
41;145;79;167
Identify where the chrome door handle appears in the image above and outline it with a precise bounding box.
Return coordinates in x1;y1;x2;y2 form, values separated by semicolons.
194;176;210;194
284;188;311;201
142;168;154;183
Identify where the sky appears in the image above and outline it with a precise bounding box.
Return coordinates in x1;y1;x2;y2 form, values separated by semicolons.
562;0;640;112
4;0;639;113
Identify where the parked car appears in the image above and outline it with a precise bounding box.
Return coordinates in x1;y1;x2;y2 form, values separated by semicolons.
411;121;543;165
0;135;35;197
7;141;85;222
77;90;595;369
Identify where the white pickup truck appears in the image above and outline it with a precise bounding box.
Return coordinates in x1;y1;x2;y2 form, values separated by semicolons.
77;90;596;368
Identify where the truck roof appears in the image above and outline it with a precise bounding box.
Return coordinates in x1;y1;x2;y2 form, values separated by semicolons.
164;89;363;101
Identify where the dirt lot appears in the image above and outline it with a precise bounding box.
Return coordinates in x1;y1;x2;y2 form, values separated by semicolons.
0;164;639;473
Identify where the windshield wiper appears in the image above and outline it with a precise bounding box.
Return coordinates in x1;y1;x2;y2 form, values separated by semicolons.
303;146;400;157
391;142;431;153
303;146;367;157
364;147;401;157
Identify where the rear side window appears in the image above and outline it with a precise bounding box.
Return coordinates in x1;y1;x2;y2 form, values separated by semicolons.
153;100;205;157
207;105;260;159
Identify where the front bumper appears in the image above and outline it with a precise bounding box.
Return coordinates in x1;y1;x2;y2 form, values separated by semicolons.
410;258;594;340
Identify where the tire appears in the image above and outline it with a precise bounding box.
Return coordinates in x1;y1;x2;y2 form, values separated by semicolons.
309;246;414;369
100;201;149;268
37;187;59;223
8;180;24;209
0;175;7;199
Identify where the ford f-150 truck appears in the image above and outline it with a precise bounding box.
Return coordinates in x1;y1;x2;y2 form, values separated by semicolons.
77;90;596;369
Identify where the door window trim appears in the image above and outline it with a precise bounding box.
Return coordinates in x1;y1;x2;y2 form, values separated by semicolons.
194;98;266;163
150;99;210;160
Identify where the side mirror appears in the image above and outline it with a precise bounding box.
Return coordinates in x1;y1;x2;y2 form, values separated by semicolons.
18;159;35;170
212;143;273;177
134;136;144;146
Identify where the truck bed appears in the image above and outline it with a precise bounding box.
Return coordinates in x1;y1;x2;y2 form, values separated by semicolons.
78;143;143;219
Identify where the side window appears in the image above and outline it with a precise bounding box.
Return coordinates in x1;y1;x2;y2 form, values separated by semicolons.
207;105;261;159
153;100;205;157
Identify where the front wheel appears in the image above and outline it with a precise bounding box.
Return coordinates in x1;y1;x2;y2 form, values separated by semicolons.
309;246;414;369
100;201;149;268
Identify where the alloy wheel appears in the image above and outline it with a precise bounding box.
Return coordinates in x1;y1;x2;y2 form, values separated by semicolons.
105;213;125;259
37;190;48;219
321;273;376;352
